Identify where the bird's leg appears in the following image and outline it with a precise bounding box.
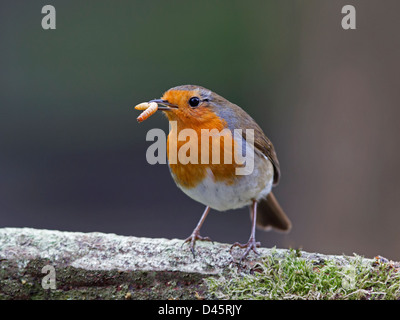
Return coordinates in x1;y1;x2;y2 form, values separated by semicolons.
183;206;212;257
230;200;261;261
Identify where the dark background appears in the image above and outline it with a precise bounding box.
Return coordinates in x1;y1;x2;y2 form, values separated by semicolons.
1;1;400;259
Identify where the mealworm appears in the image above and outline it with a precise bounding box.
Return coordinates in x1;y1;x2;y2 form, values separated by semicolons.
135;102;158;122
134;102;150;110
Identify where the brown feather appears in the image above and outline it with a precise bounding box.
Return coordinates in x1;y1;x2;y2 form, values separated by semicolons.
241;119;281;186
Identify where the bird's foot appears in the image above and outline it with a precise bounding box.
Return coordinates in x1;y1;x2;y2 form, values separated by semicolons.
183;231;213;258
230;237;261;261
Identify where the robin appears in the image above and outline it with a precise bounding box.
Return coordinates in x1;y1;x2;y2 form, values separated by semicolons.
136;85;291;260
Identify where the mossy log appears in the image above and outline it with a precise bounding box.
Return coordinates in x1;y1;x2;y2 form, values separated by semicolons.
0;228;399;300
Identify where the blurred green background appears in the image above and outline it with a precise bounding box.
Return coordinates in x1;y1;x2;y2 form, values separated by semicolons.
1;1;400;259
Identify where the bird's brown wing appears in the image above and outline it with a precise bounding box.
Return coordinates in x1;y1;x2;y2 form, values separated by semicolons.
242;124;280;185
232;105;281;185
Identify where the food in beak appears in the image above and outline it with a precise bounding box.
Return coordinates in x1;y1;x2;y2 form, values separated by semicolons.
135;101;158;123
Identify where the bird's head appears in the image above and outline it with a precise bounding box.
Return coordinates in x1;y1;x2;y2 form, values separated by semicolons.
149;85;229;130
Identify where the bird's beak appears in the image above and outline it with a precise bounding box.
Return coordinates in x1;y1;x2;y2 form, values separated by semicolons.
148;99;178;111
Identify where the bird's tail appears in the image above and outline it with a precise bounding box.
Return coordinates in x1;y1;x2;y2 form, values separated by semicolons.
256;192;292;232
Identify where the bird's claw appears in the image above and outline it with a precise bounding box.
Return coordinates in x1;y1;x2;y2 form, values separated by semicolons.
230;238;261;261
182;232;213;258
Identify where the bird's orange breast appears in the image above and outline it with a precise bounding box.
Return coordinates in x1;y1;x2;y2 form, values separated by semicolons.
166;109;243;189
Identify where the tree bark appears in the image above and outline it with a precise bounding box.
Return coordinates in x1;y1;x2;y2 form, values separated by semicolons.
0;228;397;300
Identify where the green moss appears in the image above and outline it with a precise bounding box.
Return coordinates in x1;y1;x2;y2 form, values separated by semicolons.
205;249;400;300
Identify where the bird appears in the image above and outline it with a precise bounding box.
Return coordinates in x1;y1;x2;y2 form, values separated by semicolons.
136;85;291;260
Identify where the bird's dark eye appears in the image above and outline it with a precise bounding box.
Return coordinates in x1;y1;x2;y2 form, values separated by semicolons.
188;97;200;107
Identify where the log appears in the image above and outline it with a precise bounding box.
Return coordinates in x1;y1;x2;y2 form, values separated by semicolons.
0;228;399;300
